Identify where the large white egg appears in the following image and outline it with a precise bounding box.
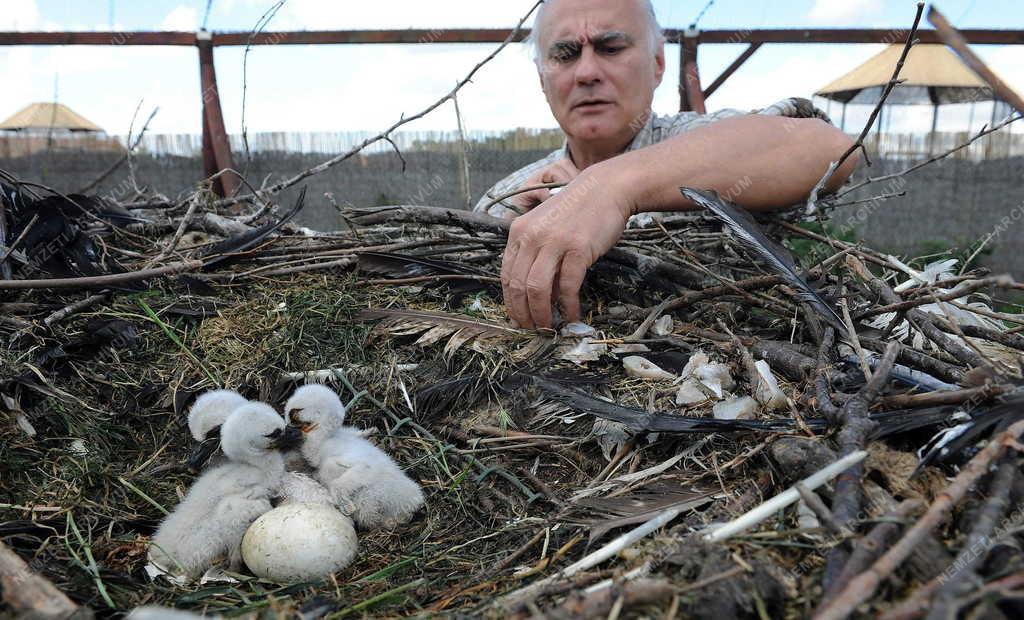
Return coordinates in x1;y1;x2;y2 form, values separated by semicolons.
241;503;357;583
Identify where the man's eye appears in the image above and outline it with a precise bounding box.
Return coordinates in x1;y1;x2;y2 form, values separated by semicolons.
601;46;625;55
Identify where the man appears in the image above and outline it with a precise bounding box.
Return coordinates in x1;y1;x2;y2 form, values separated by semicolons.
477;0;858;330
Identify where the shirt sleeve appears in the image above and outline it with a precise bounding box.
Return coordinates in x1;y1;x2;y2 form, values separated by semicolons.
656;97;832;142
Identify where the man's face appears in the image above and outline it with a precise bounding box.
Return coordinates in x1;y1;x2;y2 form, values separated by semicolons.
537;0;665;151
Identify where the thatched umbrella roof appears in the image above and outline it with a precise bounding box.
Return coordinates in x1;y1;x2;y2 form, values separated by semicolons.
816;43;994;105
0;102;104;132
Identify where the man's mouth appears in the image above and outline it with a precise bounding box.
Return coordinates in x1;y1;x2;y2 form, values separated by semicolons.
573;99;613;110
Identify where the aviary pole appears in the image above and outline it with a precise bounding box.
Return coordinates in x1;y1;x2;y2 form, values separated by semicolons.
197;30;238;198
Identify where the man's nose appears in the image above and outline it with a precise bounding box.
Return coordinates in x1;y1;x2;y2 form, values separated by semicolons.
573;46;602;85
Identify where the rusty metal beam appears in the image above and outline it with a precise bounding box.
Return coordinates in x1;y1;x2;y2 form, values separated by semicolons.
693;28;1024;45
703;42;762;100
679;33;706;114
0;31;197;45
0;29;1020;48
197;37;238;198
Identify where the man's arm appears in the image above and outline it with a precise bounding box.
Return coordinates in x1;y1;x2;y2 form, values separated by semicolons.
500;115;858;329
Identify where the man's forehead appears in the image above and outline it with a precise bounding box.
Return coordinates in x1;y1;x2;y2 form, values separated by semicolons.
540;0;648;45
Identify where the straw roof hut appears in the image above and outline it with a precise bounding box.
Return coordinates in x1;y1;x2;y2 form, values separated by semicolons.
0;102;121;157
816;44;998;152
0;102;104;133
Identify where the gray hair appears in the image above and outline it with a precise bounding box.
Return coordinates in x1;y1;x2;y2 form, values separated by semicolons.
527;0;665;68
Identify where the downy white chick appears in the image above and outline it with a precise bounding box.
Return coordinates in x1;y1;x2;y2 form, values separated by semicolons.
185;390;329;504
149;403;302;579
186;389;248;472
286;384;424;530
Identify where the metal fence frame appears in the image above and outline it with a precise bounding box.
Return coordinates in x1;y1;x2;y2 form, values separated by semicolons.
2;27;1022;195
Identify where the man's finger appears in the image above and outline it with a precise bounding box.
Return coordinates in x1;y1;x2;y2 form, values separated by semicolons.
524;247;563;329
557;250;589;323
501;234;540;328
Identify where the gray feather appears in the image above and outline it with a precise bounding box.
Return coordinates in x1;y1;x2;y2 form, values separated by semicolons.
681;187;844;329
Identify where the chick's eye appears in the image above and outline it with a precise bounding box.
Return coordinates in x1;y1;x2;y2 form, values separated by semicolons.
266;429;282;439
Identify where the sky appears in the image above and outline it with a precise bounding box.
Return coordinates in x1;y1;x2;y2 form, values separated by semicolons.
1;0;1022;140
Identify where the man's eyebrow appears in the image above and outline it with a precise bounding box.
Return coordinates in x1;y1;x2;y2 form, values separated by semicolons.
592;31;634;46
547;31;635;55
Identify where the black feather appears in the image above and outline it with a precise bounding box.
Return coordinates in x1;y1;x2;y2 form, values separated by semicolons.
681;187;845;330
357;251;498;297
914;387;1024;472
201;187;307;268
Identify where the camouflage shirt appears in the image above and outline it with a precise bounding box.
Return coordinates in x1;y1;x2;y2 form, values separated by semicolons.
473;97;829;219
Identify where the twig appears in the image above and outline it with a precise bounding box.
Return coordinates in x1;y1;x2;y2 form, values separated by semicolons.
705;450;868;543
0;260;202;290
145;191;207;268
822;342;899;592
807;2;925;213
820;499;923;606
79;106;159;193
846;256;988;370
835;114;1021;199
925;455;1019;620
796;483;852;538
814;418;1024;620
928;7;1024;116
815;327;840;421
240;1;288;180
0;199;10;280
479;182;565;214
213;1;544;209
496;503;686;611
43;292;110;327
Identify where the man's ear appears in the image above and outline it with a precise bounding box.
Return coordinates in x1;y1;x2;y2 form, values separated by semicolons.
653;40;666;86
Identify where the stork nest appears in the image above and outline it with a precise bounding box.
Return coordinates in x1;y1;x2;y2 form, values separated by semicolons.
2;185;1024;620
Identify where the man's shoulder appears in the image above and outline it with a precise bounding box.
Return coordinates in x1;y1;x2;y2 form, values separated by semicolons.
473;148;565;217
646;97;831;144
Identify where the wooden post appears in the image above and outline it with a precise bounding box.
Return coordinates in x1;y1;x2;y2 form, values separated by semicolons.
197;31;238;198
678;29;706;114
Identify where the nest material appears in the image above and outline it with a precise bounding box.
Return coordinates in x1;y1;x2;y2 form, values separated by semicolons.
2;185;1024;620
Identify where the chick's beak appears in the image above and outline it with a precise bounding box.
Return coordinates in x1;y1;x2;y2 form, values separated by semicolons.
272;424;304;451
187;435;221;474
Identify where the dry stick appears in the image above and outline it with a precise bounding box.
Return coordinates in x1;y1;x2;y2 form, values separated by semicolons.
924;456;1019;620
144;191;206;268
834;113;1021;200
214;1;544;209
876;383;1009;409
0;199;10;280
796;483;852;538
822;342;900;593
79;106;159;193
840;297;872;382
807;1;925;213
814;418;1024;620
0;540;92;619
0;260;202;291
43;292;110;327
820;499;923;606
0;214;37;268
847;255;988;370
815;327;841;421
928;7;1024;116
479;182;565;214
855;276;1015;320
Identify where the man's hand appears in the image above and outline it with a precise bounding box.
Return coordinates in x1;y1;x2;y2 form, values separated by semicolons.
503;157;581;217
501;164;632;328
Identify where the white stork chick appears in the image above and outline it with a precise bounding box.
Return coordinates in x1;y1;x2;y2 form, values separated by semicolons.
185;389;322;503
185;389;248;472
286;384;424;530
149;403;302;580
